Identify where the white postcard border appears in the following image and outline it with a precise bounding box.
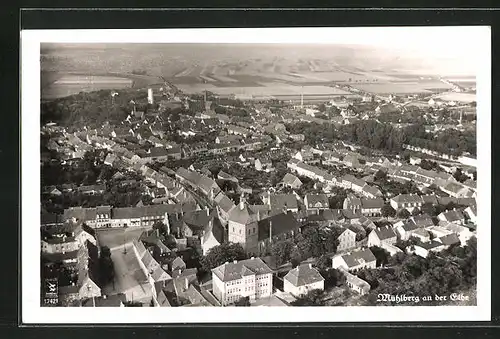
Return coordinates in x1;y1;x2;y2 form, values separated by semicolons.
21;27;491;323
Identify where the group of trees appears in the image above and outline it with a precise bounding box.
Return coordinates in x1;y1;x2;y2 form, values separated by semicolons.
41;89;146;126
42;150;152;213
270;224;341;268
286;119;475;159
359;237;477;306
200;242;248;272
98;246;115;287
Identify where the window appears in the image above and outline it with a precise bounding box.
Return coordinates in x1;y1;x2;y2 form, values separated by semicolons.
253;228;256;234
239;229;241;234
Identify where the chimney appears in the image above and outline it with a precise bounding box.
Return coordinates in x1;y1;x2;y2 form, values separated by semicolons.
239;195;245;210
178;269;182;276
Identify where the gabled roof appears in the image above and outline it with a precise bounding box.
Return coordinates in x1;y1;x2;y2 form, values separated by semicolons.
361;198;384;209
391;194;423;204
372;226;397;240
439;210;465;222
305;194;329;209
269;194;298;211
172;257;187;271
212;258;273;282
214;192;236;214
362;185;382;197
400;220;419;232
228;201;258;225
410;214;434;228
82;294;126;307
421;195;439;205
202;218;225;245
338;248;376;268
284;264;324;287
257;212;301;242
282;173;302;186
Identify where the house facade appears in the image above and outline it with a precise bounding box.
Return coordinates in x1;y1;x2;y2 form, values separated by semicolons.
283;264;325;297
212;258;273;306
337;228;357;252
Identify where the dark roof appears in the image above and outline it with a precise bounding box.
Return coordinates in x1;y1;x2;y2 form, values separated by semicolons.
342;209;363;219
417;240;445;250
437;196;458;206
421;195;439;205
284;264;324;287
339;249;376;268
214;192;236;214
391;194;423;204
373;226;397;240
400;220;419;232
411;214;434;227
305;194;329;209
439;210;465;222
361;198;384;209
82;294;126;307
258;212;301;242
202;218;225;244
439;233;461;246
269;194;298;210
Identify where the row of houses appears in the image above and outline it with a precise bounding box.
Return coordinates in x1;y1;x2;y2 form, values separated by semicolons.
286;159;382;198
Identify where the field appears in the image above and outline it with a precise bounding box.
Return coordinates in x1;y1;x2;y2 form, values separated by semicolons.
42;73;137;99
351;81;454;94
176;82;352;98
40;43;476;100
434;92;477;103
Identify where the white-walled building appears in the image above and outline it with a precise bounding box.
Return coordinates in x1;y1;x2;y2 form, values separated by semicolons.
212;258;273;306
283;264;325;297
332;248;377;272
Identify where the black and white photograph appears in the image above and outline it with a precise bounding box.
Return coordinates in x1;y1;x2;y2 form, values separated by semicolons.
21;26;491;323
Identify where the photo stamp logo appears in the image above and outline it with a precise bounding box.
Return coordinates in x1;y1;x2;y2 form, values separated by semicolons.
43;277;59;306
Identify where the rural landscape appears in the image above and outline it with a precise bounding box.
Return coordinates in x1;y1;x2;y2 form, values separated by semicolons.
41;43;476;102
40;41;478;309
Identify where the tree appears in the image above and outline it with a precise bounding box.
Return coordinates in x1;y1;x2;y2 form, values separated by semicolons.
421;202;437;216
98;246;115;287
369;246;390;267
381;204;396;218
374;169;387;181
453;169;469;183
271;240;295;267
316;255;332;272
234;296;251;306
320;268;346;289
291;289;326;306
397;209;411;219
200;242;248;271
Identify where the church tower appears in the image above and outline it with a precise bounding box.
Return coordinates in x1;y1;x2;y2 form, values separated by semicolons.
227;194;259;255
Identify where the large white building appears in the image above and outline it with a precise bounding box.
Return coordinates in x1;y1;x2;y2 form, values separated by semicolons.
283;264;325;297
212;258;273;306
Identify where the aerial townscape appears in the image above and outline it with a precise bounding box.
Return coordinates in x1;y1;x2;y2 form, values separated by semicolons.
40;43;477;308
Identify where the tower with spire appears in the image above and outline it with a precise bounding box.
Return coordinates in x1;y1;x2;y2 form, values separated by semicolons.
227;193;259;254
